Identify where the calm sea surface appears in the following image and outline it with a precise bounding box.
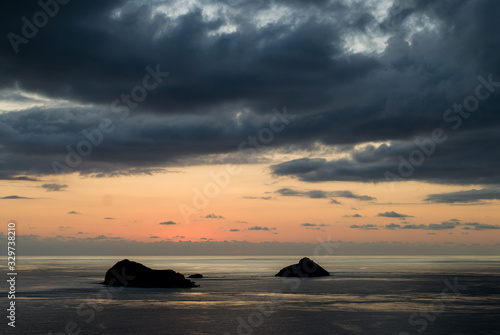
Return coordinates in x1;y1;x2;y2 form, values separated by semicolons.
0;256;499;334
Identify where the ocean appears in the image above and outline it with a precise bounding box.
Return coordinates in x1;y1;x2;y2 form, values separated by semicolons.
1;256;499;335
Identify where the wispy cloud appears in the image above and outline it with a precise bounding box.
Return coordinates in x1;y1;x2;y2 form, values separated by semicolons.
385;223;401;230
205;214;225;219
300;223;331;231
41;183;68;192
425;188;500;204
350;224;378;230
463;222;500;230
0;175;38;181
343;214;363;218
159;221;178;225
247;226;276;231
1;195;33;199
377;211;413;218
301;223;330;227
384;219;467;231
243;196;273;200
277;188;375;201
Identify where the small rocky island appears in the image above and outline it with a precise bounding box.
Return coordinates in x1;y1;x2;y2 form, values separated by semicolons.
102;259;198;288
275;257;330;277
188;274;203;278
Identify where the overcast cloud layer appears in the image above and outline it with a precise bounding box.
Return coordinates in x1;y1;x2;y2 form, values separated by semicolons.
0;0;499;188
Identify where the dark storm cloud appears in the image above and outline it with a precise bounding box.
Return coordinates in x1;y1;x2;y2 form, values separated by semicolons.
0;0;499;183
271;128;500;185
0;0;378;112
276;188;375;201
0;107;248;177
425;188;500;203
377;211;413;218
0;174;38;181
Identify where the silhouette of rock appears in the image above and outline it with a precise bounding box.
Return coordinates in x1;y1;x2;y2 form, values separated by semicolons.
188;274;203;278
275;257;330;277
102;259;198;288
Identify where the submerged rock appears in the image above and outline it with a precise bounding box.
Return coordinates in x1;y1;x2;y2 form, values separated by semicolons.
275;257;330;277
188;274;203;278
102;259;198;288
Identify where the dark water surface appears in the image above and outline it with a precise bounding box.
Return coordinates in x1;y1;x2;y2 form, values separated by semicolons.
1;256;499;334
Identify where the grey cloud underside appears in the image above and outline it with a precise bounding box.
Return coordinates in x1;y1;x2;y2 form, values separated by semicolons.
425;188;500;203
355;219;500;231
0;0;499;183
384;219;500;231
276;188;375;200
271;128;500;185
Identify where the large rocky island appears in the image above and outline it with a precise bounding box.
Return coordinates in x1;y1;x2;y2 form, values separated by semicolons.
102;259;198;288
275;257;330;277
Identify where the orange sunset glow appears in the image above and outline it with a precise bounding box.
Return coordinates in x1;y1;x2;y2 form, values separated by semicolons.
2;161;499;253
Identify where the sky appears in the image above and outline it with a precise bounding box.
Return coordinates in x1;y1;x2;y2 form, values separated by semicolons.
0;0;499;255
